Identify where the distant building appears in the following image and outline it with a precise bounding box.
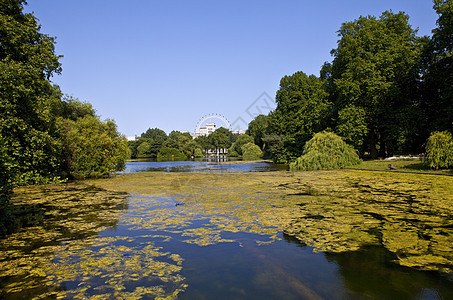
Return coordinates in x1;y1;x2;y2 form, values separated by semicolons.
196;122;216;137
127;136;138;141
232;129;245;135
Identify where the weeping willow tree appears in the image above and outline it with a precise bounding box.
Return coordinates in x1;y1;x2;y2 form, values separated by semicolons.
425;131;453;169
290;131;361;171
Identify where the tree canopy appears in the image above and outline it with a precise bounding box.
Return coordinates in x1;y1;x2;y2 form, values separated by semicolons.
250;3;451;164
1;1;129;234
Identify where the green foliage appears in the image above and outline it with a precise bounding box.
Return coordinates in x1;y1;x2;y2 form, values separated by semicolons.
0;0;64;185
194;148;203;158
421;0;453;135
269;72;331;161
0;134;14;236
58;96;96;121
246;114;269;149
209;127;232;150
137;141;151;158
290;131;361;171
241;142;263;161
163;131;197;158
227;147;239;157
425;131;453;169
229;134;254;156
141;128;167;142
261;134;286;162
335;105;368;150
58;116;128;179
157;147;186;161
330;11;422;157
194;135;210;153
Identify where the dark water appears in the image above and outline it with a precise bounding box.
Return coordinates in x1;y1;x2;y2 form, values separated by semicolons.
1;162;452;299
99;224;453;300
123;160;287;173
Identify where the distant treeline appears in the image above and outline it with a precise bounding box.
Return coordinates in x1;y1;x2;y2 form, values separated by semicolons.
128;127;262;161
246;1;452;163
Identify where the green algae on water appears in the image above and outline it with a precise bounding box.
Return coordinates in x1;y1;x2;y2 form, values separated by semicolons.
1;169;453;299
0;183;187;299
89;170;453;273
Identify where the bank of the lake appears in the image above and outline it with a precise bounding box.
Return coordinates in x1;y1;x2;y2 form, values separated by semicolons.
1;165;452;299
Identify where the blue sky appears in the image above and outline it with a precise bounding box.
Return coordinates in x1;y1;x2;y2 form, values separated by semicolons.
25;0;438;137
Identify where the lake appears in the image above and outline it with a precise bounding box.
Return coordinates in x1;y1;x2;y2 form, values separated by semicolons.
1;162;452;299
122;159;287;173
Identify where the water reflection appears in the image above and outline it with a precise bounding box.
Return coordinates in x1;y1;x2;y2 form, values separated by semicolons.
325;246;453;299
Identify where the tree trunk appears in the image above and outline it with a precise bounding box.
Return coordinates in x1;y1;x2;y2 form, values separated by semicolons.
369;128;378;159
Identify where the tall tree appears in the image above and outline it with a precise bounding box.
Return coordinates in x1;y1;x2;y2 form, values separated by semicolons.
330;11;423;157
209;127;232;151
270;71;331;162
0;0;63;184
246;114;269;149
140;128;168;158
422;0;453;134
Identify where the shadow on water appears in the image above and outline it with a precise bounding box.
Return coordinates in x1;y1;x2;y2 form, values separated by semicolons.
283;233;453;299
0;183;130;299
6;184;128;238
324;246;453;299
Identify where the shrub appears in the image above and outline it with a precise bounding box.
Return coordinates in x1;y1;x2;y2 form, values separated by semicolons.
194;148;203;158
290;131;361;171
59;116;129;179
425;131;453;169
157;147;186;161
241;143;263;161
230;134;254;156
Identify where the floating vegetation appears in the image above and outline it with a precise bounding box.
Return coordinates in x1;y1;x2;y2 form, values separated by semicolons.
89;171;453;274
0;183;186;299
280;171;453;273
1;169;452;298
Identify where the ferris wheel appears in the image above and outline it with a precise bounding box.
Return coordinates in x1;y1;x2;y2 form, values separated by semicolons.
195;113;232;134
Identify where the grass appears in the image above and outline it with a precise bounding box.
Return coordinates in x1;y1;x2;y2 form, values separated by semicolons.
355;158;453;175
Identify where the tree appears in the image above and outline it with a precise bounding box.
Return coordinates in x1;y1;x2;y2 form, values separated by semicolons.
0;0;63;185
425;131;453;169
329;11;423;157
241;143;263;161
162;131;197;158
157;147;186;161
137;141;151;158
290;131;361;171
269;71;331;161
246;114;269;149
194;135;210;155
229;134;254;156
421;0;453;135
209;127;232;152
335;105;368;151
58;115;129;179
261;133;286;162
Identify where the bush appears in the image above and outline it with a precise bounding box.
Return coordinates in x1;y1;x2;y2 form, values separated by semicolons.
227;146;239;157
425;131;453;169
59;116;129;179
241;143;263;161
230;134;254;156
137;142;151;158
157;147;186;161
194;148;203;158
290;131;361;171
